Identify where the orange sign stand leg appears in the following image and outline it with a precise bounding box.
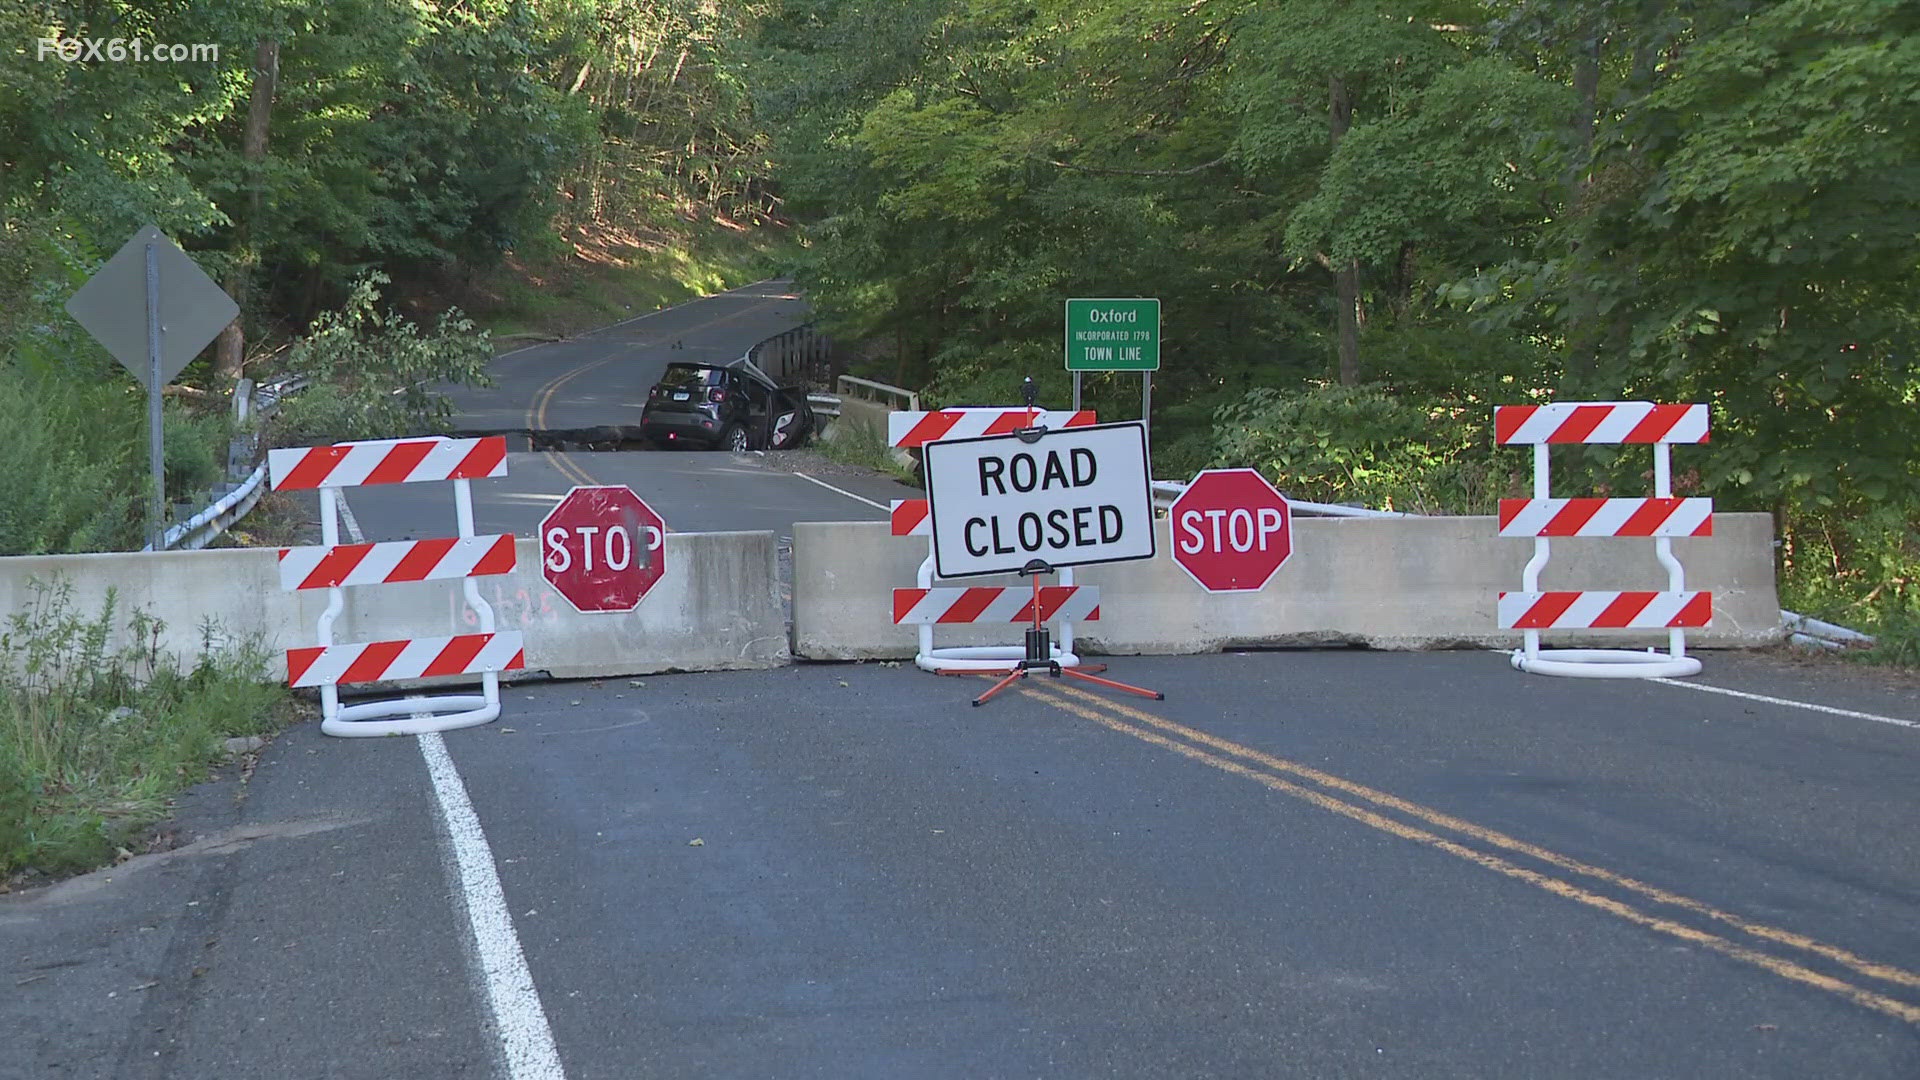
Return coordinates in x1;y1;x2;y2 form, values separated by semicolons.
970;560;1163;708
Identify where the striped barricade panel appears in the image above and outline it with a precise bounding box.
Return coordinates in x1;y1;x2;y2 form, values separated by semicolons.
1497;498;1713;538
1498;591;1712;630
277;534;517;591
286;631;526;688
892;586;1101;625
1494;403;1708;445
890;499;930;537
269;435;509;490
888;409;1096;449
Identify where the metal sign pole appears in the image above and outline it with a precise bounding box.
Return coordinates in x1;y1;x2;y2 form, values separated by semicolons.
144;241;165;549
1141;371;1152;469
1071;371;1082;412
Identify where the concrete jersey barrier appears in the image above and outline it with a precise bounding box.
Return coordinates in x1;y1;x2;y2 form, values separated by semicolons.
790;514;1782;659
0;531;786;684
0;515;1780;683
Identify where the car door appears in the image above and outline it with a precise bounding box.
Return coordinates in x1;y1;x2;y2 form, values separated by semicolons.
767;388;810;449
737;376;773;448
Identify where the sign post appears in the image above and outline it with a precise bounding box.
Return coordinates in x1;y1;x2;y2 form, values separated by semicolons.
66;225;239;549
540;486;667;612
1065;297;1160;459
922;390;1162;706
1169;469;1295;592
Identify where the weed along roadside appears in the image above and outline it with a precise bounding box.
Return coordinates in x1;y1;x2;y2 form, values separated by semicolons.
0;577;295;887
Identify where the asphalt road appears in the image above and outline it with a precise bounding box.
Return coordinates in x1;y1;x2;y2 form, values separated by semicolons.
444;278;815;437
5;284;1919;1078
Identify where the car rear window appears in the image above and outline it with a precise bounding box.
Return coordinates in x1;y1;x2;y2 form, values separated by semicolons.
657;366;725;391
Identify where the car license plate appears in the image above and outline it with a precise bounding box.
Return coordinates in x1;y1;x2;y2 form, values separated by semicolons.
672;391;690;401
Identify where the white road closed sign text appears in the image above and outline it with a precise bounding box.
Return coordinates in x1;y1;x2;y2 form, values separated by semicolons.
922;421;1155;578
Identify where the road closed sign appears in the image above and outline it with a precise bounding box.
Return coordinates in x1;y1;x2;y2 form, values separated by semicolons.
922;421;1155;578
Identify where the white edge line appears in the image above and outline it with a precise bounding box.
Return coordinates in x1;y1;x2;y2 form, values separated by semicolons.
334;490;367;545
1486;647;1918;731
419;731;568;1080
1648;678;1920;731
791;471;889;511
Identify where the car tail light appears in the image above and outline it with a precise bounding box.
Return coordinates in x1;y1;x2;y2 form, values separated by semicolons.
708;389;727;402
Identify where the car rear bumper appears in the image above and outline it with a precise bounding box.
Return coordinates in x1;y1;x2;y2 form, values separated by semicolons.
642;412;721;447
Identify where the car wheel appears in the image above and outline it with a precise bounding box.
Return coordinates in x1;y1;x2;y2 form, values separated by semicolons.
722;424;749;453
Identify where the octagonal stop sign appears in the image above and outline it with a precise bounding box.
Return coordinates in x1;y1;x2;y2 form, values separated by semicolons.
540;486;667;612
1169;469;1293;592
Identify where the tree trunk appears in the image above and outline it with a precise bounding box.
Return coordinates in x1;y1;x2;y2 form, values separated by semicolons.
1329;73;1361;386
215;39;279;384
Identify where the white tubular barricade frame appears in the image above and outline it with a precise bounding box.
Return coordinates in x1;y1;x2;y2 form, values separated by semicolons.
1494;403;1712;678
269;436;524;736
888;408;1098;673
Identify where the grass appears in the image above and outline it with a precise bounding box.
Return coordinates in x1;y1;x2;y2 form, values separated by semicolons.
811;417;919;485
1835;613;1920;670
460;213;801;346
0;576;295;884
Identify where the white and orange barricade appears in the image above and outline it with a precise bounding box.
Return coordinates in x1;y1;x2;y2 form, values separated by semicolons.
269;435;525;736
886;407;1099;672
1495;402;1711;678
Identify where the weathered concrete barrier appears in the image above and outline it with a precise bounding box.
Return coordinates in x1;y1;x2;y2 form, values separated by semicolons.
0;531;785;682
790;513;1782;659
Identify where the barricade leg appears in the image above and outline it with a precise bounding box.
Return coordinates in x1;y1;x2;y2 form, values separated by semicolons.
912;560;1085;674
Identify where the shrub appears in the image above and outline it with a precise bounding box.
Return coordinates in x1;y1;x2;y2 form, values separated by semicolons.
0;366;145;554
0;577;288;879
266;271;493;445
1209;384;1504;514
1778;499;1920;640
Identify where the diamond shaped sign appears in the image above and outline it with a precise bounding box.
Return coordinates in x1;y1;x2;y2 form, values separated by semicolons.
65;225;238;389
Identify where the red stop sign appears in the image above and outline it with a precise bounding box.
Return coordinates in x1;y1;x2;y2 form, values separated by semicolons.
1169;469;1293;592
539;486;667;612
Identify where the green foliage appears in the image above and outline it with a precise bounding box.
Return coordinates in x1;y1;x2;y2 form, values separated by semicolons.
0;577;288;878
163;408;231;499
1284;58;1574;271
268;272;492;444
1851;611;1920;669
0;366;144;555
1777;500;1920;634
6;0;770;352
1211;384;1503;515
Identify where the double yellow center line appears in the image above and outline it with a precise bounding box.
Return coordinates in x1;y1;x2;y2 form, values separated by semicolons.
1018;680;1920;1026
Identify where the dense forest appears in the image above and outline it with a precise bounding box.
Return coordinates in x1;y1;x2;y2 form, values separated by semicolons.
1;0;1916;635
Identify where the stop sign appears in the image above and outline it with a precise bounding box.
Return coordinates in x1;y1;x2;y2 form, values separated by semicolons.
1169;469;1293;592
539;486;667;612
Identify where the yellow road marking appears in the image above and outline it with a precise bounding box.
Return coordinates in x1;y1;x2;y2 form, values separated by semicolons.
1019;682;1920;1026
1044;680;1920;993
526;351;615;434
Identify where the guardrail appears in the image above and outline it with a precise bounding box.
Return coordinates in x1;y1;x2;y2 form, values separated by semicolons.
745;323;836;387
806;393;841;419
1780;610;1875;651
146;374;309;552
836;375;918;412
146;462;269;552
